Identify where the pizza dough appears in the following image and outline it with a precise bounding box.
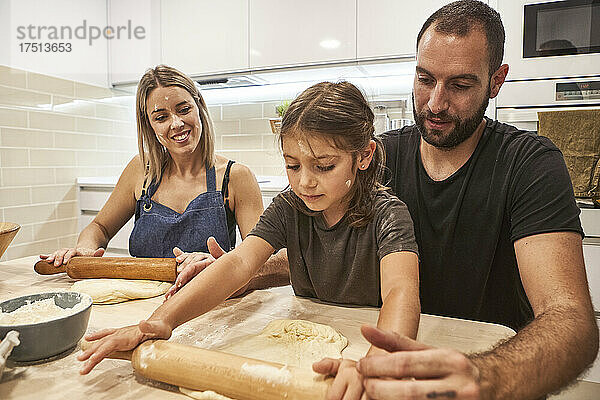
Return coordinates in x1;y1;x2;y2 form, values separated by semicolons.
179;319;348;400
70;279;171;304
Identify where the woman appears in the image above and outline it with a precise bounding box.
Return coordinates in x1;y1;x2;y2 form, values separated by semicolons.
41;65;287;285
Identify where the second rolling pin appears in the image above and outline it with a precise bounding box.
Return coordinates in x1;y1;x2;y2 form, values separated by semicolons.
34;257;177;282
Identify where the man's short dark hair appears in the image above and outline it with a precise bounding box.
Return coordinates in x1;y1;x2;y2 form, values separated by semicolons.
416;0;505;76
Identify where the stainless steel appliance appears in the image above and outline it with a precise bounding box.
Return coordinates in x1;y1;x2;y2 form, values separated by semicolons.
499;0;600;80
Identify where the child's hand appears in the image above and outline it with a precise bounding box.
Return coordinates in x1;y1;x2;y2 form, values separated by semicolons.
313;357;366;400
77;318;172;375
166;238;226;300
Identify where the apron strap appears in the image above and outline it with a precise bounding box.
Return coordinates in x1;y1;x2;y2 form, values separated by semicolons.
206;164;217;192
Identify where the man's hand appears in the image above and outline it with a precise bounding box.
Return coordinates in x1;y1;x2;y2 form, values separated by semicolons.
357;325;481;400
165;237;226;299
313;358;366;400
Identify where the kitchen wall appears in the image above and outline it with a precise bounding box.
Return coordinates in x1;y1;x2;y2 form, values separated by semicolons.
207;86;412;177
0;65;137;261
0;65;413;261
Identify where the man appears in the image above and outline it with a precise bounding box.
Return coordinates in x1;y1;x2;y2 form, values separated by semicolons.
314;1;598;398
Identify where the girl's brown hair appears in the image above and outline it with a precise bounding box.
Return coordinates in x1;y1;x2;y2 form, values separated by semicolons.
279;81;386;227
136;65;216;184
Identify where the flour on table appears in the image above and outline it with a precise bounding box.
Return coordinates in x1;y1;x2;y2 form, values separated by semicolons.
71;279;171;304
179;319;348;400
179;388;233;400
0;297;90;325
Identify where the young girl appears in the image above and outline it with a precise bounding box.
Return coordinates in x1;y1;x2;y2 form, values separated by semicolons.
78;81;420;400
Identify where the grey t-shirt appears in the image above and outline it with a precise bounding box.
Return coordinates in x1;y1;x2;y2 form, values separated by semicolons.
249;190;418;306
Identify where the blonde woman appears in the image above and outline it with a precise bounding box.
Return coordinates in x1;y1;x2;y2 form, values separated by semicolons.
41;65;288;291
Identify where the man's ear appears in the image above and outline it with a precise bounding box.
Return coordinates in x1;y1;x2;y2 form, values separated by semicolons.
489;64;509;99
358;140;377;170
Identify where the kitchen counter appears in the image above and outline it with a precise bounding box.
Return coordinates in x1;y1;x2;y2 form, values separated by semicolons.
0;255;518;399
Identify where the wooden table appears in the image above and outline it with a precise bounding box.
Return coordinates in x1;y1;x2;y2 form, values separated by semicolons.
0;256;515;399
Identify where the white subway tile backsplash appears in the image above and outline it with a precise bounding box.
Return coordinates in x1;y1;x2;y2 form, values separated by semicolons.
262;102;281;118
113;121;136;136
208;106;222;121
58;234;78;249
2;238;60;261
0;107;28;128
76;116;114;134
33;218;78;241
31;184;76;204
27;72;75;97
4;203;57;225
223;103;262;120
221;134;264;150
0;86;52;109
2;167;55;186
0;66;27;88
0;148;29;167
29;111;76;131
0;187;30;207
30;149;77;167
96;103;132;121
74;82;113;100
55;202;78;219
1;128;54;148
240;119;271;134
10;224;33;246
55;132;97;150
213;120;240;135
52;96;96;117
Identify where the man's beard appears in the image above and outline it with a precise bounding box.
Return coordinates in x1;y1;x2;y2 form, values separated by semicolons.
413;91;490;149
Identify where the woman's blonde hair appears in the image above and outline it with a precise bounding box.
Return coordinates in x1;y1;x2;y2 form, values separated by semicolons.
136;65;215;184
279;81;386;227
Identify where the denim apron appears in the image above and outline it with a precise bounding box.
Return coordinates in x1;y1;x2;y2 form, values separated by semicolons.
129;166;232;258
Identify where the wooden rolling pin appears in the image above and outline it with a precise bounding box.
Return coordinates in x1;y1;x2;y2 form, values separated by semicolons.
81;339;332;400
34;257;177;282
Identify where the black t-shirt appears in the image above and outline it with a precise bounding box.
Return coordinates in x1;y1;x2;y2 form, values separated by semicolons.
381;118;583;330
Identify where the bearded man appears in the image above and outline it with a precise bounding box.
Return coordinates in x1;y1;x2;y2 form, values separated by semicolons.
314;1;599;399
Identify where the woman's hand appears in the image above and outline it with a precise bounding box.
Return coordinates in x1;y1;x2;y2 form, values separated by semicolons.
313;358;366;400
165;238;226;300
40;247;105;267
77;318;172;375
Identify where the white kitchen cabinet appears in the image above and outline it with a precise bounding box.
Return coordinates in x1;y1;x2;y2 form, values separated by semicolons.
249;0;356;69
357;0;458;59
161;0;249;76
108;0;162;85
78;179;133;253
0;0;109;87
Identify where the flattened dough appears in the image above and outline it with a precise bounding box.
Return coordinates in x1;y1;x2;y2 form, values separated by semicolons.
180;319;348;400
71;278;171;304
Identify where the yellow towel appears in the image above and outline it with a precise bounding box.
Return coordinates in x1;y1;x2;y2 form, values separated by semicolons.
538;109;600;199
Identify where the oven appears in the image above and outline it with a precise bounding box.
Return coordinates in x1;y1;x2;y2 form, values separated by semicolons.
498;0;600;80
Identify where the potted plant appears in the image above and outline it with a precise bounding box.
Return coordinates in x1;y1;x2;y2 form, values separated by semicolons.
270;101;290;134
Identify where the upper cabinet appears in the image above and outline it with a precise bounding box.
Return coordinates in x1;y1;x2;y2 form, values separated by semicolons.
357;0;459;59
107;0;493;85
109;0;162;84
161;0;248;76
249;0;356;69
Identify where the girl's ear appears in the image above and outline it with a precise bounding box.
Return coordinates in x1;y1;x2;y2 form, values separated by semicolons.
358;140;377;170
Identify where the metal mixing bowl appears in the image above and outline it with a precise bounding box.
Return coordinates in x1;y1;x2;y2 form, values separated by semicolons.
0;292;92;362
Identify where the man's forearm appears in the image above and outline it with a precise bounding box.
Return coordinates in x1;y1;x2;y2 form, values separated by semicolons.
469;303;598;399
